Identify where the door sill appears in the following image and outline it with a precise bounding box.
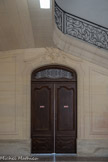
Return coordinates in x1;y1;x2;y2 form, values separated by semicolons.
31;153;54;156
56;153;77;156
31;153;77;156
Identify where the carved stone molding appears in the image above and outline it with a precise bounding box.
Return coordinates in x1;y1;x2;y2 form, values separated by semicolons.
89;68;108;135
53;25;108;70
0;56;17;136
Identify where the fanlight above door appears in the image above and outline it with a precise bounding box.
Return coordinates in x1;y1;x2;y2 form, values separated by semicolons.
32;66;77;81
35;69;73;79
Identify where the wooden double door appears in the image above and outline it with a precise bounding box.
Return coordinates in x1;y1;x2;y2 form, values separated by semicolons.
31;81;77;154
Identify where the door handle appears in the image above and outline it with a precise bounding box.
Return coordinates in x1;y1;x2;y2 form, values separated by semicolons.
64;105;69;109
40;105;45;108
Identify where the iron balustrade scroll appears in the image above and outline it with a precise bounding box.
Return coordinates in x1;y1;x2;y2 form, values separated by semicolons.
55;1;108;50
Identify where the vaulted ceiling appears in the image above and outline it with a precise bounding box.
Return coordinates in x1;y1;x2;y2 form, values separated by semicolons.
0;0;54;51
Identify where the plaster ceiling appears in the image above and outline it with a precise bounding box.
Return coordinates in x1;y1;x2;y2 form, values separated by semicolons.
0;0;54;51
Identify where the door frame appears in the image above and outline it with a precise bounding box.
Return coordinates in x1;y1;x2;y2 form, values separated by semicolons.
31;65;77;154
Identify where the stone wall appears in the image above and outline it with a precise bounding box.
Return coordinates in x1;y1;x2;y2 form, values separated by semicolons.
0;47;108;156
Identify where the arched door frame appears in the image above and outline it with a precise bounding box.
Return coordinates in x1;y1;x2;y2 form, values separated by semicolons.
31;64;77;153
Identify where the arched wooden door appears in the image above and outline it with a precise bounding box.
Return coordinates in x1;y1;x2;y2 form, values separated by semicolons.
31;65;77;154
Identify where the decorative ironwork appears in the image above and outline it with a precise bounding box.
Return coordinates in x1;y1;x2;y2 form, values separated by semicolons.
35;69;73;79
55;1;108;50
55;2;63;31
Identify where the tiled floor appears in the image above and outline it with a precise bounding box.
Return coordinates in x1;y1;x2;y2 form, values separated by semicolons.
5;155;108;162
37;155;108;162
15;155;108;162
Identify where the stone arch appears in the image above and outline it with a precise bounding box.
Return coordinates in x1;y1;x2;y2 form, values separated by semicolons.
22;48;84;154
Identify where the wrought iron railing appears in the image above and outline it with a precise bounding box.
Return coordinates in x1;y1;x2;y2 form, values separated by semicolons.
55;1;108;50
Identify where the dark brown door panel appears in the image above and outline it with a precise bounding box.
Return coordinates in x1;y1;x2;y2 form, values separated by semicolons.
55;83;77;153
31;83;54;153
